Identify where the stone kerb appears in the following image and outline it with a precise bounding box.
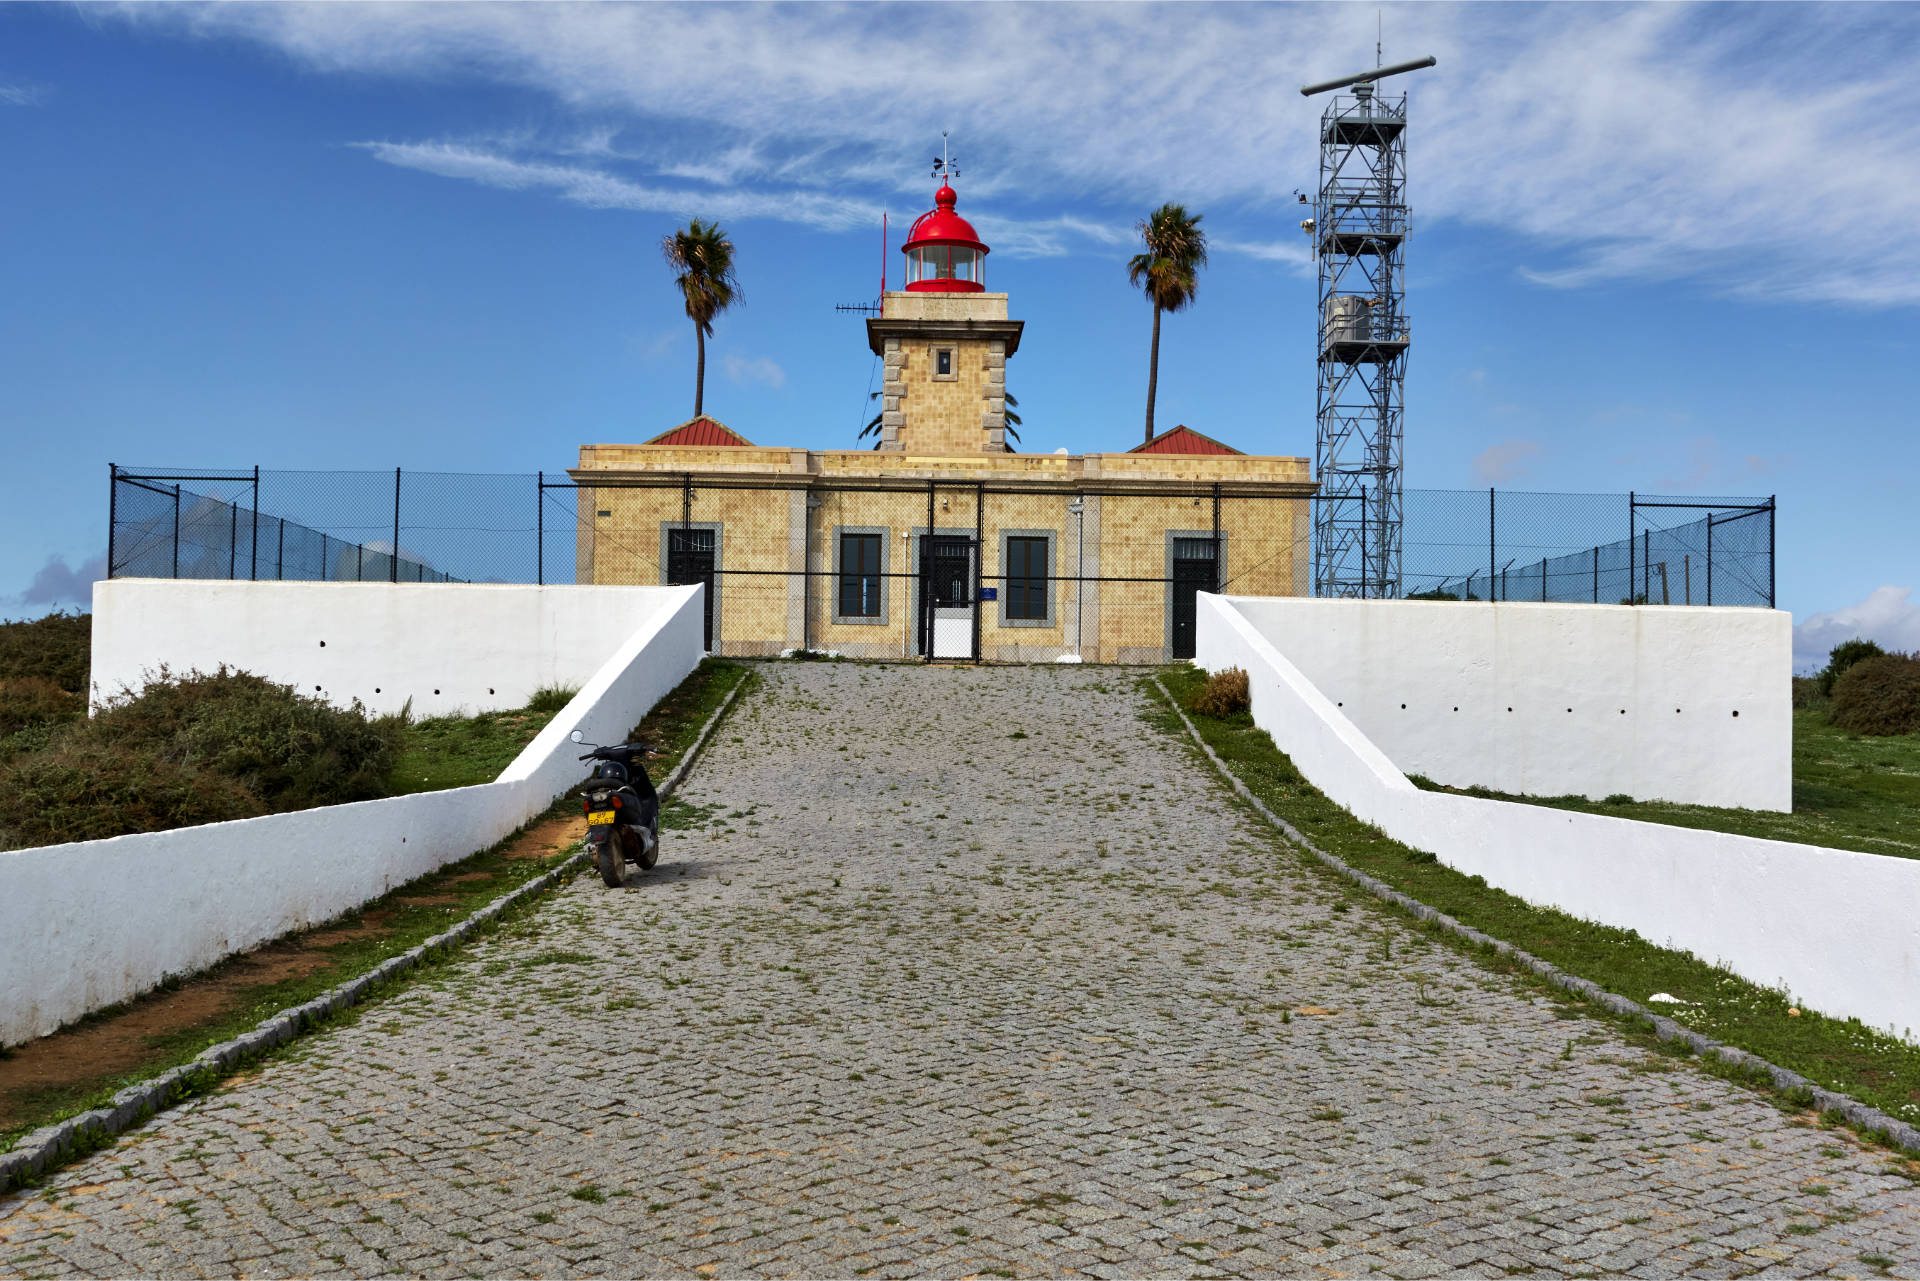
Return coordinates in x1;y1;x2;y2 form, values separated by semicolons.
1194;591;1920;1043
0;585;705;1047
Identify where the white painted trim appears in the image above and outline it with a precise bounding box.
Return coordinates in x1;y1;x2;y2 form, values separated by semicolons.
0;584;704;1046
1196;592;1920;1042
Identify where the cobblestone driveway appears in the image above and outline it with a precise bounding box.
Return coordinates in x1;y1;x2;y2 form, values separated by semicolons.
5;664;1918;1278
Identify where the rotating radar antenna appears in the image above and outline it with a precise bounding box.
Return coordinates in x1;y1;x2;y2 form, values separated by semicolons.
1300;52;1434;598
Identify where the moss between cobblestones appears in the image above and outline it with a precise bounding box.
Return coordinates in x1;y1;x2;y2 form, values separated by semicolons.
1147;665;1920;1144
0;659;751;1165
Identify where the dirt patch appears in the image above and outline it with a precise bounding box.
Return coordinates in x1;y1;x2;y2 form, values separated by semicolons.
0;811;581;1133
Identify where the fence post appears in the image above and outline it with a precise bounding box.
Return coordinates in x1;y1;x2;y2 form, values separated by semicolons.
106;464;118;580
1768;495;1776;608
277;519;285;581
974;480;985;663
1642;529;1650;603
250;465;260;581
1627;491;1636;604
536;471;544;587
1540;557;1547;602
391;467;401;583
1211;482;1222;594
1487;487;1495;602
1360;485;1369;598
228;498;237;580
1592;546;1598;603
172;485;181;579
1705;514;1713;606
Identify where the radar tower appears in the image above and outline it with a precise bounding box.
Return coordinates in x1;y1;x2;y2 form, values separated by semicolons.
1301;52;1434;598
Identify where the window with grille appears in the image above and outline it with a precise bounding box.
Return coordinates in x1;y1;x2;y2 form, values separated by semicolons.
1173;537;1217;561
1007;536;1049;620
839;533;882;617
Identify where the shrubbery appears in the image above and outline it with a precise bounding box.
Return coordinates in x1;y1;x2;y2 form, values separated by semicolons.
1830;653;1920;737
0;667;404;849
1189;666;1251;719
1815;636;1885;699
0;610;90;693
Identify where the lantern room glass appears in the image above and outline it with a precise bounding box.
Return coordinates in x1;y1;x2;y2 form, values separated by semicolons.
909;245;983;286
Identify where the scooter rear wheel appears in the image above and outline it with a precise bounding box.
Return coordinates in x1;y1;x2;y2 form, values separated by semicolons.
595;839;626;888
637;821;660;870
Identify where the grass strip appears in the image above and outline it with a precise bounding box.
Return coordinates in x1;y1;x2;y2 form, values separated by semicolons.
1146;665;1920;1137
0;658;750;1164
1407;709;1920;861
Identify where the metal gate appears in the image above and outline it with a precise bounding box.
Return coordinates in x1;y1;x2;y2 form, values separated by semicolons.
666;528;716;650
1170;537;1219;660
918;535;976;660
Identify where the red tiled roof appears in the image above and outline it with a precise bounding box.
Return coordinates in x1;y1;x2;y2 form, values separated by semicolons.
644;416;752;447
1128;424;1242;456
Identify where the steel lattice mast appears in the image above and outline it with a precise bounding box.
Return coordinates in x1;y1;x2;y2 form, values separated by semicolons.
1302;55;1433;598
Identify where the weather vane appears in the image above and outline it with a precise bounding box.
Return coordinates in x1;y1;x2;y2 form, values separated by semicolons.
932;131;959;183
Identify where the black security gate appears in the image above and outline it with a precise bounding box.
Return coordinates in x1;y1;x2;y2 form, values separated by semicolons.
918;535;975;660
667;528;716;650
1170;537;1219;660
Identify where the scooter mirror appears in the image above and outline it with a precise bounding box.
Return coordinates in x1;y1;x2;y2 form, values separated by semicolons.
569;729;584;744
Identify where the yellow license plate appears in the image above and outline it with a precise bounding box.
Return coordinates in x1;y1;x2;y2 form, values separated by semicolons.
587;810;615;825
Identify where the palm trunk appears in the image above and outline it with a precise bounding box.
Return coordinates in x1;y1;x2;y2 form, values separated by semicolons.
1144;304;1162;444
694;324;706;418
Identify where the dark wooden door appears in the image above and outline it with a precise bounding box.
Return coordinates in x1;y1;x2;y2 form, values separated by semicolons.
1170;538;1219;660
666;529;716;650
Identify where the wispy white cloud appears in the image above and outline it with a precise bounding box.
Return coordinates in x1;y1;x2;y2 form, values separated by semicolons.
723;354;786;390
1793;586;1920;672
112;2;1920;305
1471;439;1542;485
0;83;45;107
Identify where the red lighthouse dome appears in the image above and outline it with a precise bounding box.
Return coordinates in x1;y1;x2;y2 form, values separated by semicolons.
901;181;989;293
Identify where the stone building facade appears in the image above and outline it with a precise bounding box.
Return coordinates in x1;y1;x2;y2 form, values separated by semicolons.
570;179;1315;663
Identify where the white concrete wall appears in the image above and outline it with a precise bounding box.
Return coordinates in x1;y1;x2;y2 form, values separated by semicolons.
0;585;703;1046
89;580;686;719
1226;597;1791;810
1196;593;1920;1042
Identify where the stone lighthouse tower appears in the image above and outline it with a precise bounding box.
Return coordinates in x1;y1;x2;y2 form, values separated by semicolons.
866;175;1024;452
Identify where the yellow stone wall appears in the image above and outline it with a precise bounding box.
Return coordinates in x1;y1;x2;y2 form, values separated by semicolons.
570;441;1312;662
893;338;997;454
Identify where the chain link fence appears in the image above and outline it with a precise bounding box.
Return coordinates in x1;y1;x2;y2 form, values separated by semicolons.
108;467;1775;661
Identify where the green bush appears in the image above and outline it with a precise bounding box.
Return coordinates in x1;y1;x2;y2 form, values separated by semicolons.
1816;636;1885;699
0;738;264;847
1790;675;1822;710
0;667;404;849
0;677;83;737
525;684;581;714
0;611;90;693
1829;653;1920;737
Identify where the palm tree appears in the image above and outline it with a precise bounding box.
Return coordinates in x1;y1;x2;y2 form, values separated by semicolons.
661;219;742;418
858;392;1021;449
1126;203;1207;444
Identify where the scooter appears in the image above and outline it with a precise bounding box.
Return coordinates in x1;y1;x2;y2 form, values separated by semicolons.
569;729;662;887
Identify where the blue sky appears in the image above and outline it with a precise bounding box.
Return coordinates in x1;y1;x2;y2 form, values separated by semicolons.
3;2;1917;666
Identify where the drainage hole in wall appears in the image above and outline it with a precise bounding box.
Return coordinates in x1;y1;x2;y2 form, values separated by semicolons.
314;686;322;692
374;687;381;694
1566;707;1572;713
434;689;441;695
1619;709;1625;715
489;687;495;695
1732;710;1739;717
1452;706;1458;712
318;640;326;647
1400;703;1407;710
1337;701;1343;707
1507;707;1513;713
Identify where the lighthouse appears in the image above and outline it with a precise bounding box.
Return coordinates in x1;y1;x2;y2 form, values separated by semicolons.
867;175;1024;452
